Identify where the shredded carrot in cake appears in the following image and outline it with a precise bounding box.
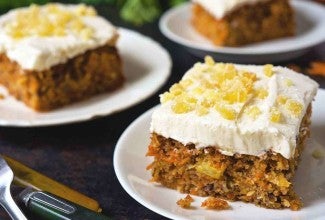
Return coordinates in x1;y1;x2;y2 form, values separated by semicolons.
201;197;230;210
177;195;194;209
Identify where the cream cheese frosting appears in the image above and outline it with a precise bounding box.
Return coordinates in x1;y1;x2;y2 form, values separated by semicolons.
0;3;117;71
192;0;268;19
150;58;319;159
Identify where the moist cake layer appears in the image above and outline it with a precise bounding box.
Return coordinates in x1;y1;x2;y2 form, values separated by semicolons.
0;3;117;71
151;58;318;159
192;0;268;19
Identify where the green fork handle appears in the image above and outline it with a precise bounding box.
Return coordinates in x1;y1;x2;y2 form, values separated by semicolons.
19;189;111;220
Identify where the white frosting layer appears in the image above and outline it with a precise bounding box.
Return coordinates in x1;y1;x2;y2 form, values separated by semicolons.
0;4;117;71
192;0;268;18
150;64;319;159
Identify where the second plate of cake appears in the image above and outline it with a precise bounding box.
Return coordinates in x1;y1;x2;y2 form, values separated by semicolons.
160;0;325;63
0;28;171;126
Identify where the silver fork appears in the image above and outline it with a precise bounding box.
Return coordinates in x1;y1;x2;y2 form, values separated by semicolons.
0;157;27;220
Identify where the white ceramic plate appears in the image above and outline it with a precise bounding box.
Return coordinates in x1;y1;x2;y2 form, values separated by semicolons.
0;28;171;127
159;0;325;63
114;89;325;220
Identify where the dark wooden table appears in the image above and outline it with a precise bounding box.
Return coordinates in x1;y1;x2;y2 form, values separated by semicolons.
0;5;324;220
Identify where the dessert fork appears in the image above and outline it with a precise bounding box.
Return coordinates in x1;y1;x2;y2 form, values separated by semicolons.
0;156;27;220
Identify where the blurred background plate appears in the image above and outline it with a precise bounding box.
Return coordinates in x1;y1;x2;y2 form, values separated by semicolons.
159;0;325;63
0;28;171;127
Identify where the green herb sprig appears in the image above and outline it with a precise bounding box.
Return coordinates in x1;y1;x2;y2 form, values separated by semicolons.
0;0;188;25
82;0;187;25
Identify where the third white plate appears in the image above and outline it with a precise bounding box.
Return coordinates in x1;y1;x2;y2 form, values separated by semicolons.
159;0;325;63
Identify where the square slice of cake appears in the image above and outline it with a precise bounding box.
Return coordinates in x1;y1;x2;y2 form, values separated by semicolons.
147;57;319;210
191;0;295;46
0;3;124;111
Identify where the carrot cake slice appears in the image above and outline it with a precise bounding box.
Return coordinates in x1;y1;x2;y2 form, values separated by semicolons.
147;57;319;210
0;3;124;111
191;0;295;46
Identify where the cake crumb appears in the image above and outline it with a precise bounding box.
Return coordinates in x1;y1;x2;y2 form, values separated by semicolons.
201;197;230;210
0;94;4;100
312;149;325;159
177;195;194;209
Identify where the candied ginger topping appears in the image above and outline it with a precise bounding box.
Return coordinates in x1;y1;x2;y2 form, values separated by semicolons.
284;78;294;87
152;57;319;159
159;57;309;123
160;56;258;120
159;56;316;128
245;106;262;119
5;4;97;40
285;99;303;117
263;64;274;77
255;88;268;99
270;107;282;123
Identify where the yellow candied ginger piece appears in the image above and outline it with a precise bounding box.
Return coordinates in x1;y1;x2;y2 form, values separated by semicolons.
204;56;215;66
182;94;197;104
70;18;85;32
218;72;256;104
196;106;209;116
277;95;288;105
5;4;96;39
200;98;214;109
242;71;257;81
161;57;258;116
200;79;214;89
160;92;174;103
45;3;60;13
80;27;94;40
172;101;194;114
223;63;237;75
215;105;237;120
264;64;274;77
284;79;294;87
245;106;262;119
196;161;226;179
74;4;97;16
192;87;204;96
210;64;237;83
255;88;269;99
285;99;303;117
169;83;184;96
202;90;221;106
171;93;197;114
179;79;193;88
267;172;291;188
270;107;282;123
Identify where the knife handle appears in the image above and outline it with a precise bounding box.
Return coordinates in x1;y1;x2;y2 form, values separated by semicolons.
20;190;111;220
